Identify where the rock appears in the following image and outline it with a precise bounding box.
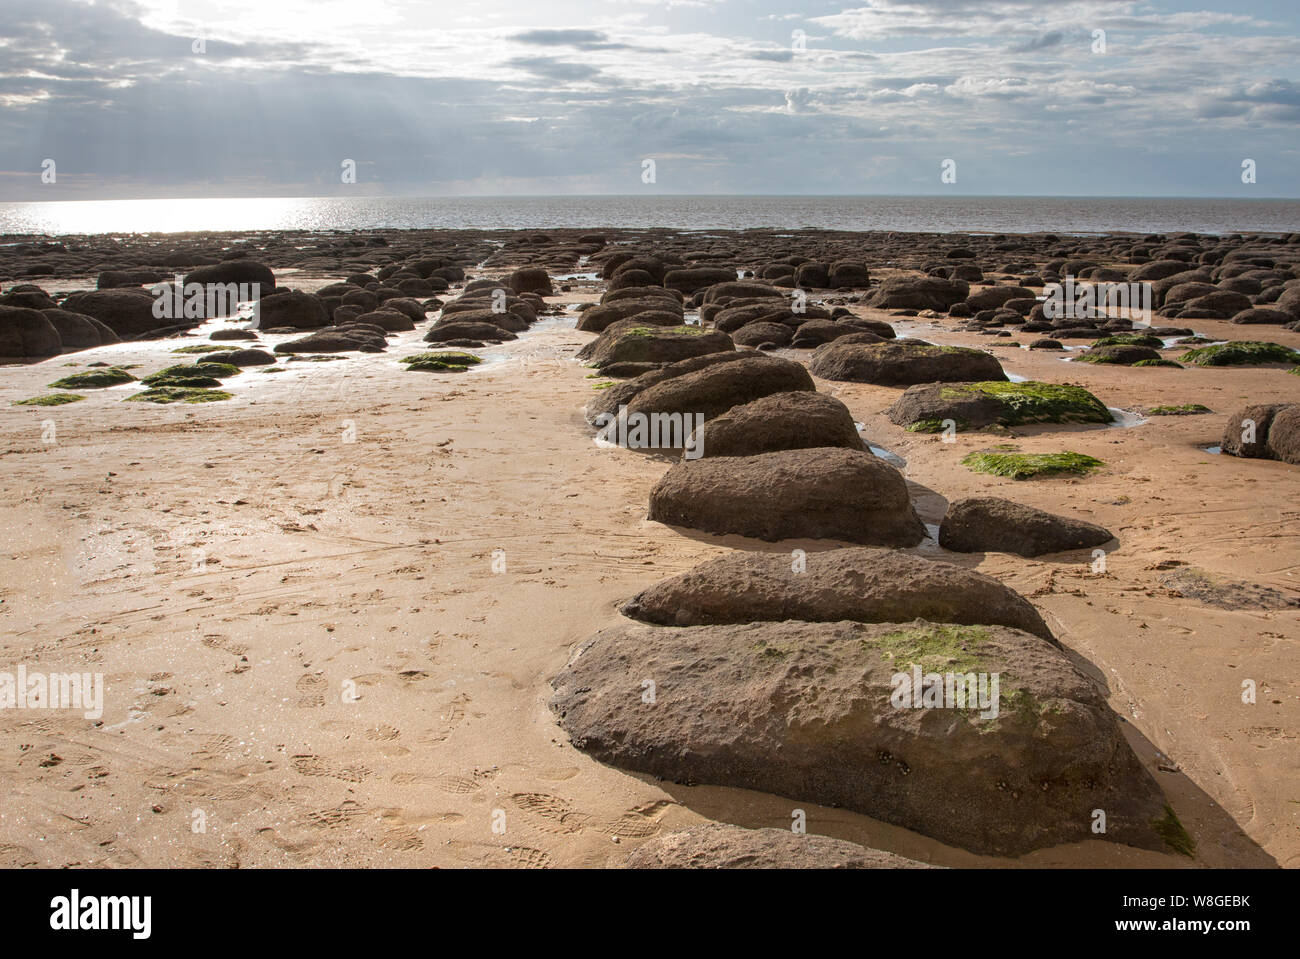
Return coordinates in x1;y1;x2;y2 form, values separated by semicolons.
1176;290;1254;319
664;267;737;294
0;305;62;361
424;321;517;344
274;331;384;354
648;447;925;546
887;381;1112;432
939;497;1115;557
702;281;784;304
731;321;794;348
585;352;755;425
810;341;1006;386
506;267;554;296
0;289;57;310
1220;403;1300;465
964;286;1035;312
867;275;969;311
625;823;933;869
255;292;329;330
356;309;416;332
183;260;275;296
1231;308;1292;325
577;299;684;333
625;354;816;424
828;260;870;288
199;348;276;367
550;618;1171;857
41;308;117;350
687;391;866;458
61;288;170;338
1076;344;1162;365
208;328;259;341
787;319;856;348
620;547;1054;641
584;325;735;368
794;262;830;288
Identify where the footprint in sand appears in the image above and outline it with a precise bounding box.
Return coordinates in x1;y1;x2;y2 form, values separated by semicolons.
295;673;327;708
509;792;593;834
445;840;552;869
291;754;370;783
303;799;367;830
595;800;676;839
363;724;400;742
419;694;471;745
380;828;424;852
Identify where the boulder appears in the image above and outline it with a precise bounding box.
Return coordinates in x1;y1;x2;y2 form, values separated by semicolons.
828;260;870;288
626;823;933;869
939;497;1115;557
0;305;62;362
255;291;329;330
584;325;735;368
61;288;169;338
274;331;384;354
687;391;866;458
731;321;794;348
1231;308;1292;325
810;341;1006;386
506;267;554;297
585;352;755;425
41;308;117;350
648;447;925;546
620;547;1054;641
867;275;969;311
183;260;275;296
550;618;1172;857
424;321;517;344
887;381;1112;432
1220;403;1300;465
199;348;276;367
578;299;684;333
664;267;737;294
625;354;816;424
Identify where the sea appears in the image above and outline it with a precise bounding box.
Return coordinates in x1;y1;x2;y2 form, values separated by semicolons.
0;195;1298;237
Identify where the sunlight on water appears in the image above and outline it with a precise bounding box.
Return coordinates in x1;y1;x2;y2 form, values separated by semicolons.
2;195;1299;236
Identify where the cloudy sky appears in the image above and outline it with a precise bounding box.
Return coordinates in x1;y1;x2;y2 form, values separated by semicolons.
1;0;1297;199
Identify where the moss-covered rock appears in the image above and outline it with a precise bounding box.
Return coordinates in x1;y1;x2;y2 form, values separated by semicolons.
48;367;136;389
400;350;482;372
1075;344;1163;365
1132;358;1183;368
13;392;85;406
1179;341;1300;367
961;450;1105;479
1147;403;1212;415
142;362;241;388
126;387;233;404
1092;333;1165;349
889;380;1112;432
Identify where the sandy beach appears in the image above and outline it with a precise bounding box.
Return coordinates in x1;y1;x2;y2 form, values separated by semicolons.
0;229;1296;870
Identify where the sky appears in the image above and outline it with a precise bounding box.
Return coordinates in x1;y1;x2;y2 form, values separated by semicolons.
0;0;1297;200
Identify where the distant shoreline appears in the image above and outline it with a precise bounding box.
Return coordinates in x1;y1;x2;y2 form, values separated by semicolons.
2;195;1298;238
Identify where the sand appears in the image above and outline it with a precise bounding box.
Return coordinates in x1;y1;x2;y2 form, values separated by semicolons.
0;268;1297;869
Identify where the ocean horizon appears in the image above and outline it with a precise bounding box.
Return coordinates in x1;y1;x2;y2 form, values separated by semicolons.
3;194;1298;238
